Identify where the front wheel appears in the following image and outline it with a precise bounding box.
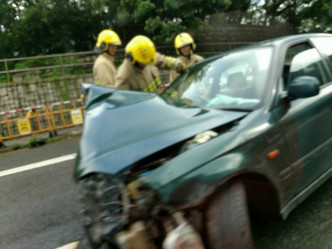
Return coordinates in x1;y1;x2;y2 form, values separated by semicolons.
205;180;253;249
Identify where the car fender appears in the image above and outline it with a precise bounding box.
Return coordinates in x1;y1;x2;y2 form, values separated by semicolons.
142;149;262;207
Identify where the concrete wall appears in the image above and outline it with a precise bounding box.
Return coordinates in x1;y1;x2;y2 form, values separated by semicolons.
0;74;93;112
193;21;293;53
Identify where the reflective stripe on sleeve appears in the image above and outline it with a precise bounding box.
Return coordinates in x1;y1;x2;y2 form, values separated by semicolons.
166;57;175;68
143;77;162;93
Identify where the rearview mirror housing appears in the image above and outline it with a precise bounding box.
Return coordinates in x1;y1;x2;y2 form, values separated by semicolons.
288;76;320;100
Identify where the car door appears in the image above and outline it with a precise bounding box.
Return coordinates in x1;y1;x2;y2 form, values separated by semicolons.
279;41;332;195
311;37;332;73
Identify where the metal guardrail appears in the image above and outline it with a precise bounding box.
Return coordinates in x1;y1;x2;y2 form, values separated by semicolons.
0;51;100;84
0;42;252;84
0;99;84;142
50;99;84;130
0;105;54;140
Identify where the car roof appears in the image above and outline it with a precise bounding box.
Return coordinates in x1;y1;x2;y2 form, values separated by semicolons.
204;33;332;61
259;33;332;46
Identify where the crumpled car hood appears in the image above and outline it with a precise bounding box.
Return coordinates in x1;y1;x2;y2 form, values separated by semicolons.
74;85;247;178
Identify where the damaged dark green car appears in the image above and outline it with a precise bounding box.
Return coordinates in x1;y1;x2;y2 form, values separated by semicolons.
74;33;332;249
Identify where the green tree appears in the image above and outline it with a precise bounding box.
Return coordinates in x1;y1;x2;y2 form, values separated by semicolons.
0;0;16;58
1;0;331;59
116;0;233;44
12;0;100;56
248;0;331;33
297;0;332;33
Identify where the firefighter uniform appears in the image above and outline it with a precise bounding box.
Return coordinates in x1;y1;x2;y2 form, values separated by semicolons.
93;29;122;87
169;54;204;82
93;53;117;87
115;36;185;94
169;32;204;83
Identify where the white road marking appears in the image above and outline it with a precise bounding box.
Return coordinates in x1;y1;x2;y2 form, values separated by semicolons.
0;153;77;178
54;241;79;249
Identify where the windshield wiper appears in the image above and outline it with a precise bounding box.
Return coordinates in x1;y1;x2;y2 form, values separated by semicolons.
218;107;252;112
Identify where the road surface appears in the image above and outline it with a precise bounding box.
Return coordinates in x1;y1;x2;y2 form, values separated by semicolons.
0;138;83;249
0;137;331;249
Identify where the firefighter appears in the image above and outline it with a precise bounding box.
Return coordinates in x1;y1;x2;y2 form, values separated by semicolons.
115;35;185;94
93;29;122;87
169;32;204;83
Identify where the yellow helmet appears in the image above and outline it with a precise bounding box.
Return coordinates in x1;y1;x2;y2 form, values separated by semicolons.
94;29;122;53
125;35;156;65
174;32;196;55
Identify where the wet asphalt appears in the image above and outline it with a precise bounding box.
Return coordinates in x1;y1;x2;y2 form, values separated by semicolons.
0;136;331;249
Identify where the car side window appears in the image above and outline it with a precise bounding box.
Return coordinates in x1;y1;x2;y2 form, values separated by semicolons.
311;37;332;71
283;43;330;88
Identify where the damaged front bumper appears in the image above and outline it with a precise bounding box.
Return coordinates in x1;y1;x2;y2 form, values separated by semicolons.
79;173;205;249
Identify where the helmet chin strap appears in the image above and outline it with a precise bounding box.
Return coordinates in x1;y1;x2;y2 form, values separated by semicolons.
134;61;146;70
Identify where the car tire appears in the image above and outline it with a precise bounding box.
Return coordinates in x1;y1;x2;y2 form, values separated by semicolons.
205;180;253;249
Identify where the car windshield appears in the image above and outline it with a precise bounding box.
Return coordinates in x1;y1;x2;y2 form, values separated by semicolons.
161;46;273;110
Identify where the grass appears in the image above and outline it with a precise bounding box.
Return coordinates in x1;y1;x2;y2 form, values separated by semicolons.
13;143;21;150
46;136;61;144
28;136;40;148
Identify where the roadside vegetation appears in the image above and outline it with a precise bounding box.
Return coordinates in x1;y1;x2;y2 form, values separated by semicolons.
0;1;330;85
0;0;331;59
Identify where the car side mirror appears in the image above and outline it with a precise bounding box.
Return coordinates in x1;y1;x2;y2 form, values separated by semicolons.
288;76;320;100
